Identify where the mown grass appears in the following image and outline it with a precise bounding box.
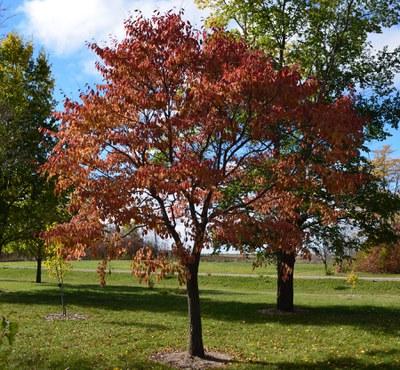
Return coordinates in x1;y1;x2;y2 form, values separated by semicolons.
0;266;400;369
3;258;400;278
1;258;319;275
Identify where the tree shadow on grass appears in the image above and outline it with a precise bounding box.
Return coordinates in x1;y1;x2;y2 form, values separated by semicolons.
269;354;400;370
45;357;171;370
0;283;188;315
206;301;400;336
239;357;400;369
0;283;399;337
229;348;400;369
0;278;43;284
334;285;350;290
104;319;169;330
16;349;400;370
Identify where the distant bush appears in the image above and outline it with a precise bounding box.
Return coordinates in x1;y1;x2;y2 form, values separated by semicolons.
334;256;353;274
355;243;400;273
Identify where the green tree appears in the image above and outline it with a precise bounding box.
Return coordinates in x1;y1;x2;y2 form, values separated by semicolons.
0;33;62;282
354;146;400;273
197;0;400;132
197;0;400;311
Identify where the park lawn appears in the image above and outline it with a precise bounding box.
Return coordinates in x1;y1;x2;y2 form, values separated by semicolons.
1;268;400;369
1;259;320;275
2;259;400;278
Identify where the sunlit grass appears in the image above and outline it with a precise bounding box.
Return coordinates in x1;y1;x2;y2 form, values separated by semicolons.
2;258;400;278
1;267;400;369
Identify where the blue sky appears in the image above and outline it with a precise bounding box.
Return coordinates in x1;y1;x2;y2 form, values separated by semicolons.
2;0;399;157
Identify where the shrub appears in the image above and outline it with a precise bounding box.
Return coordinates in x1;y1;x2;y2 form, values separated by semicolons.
355;243;400;273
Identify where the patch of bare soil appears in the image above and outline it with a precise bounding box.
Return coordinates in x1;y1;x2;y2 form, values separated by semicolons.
44;313;88;321
150;351;232;369
258;307;309;315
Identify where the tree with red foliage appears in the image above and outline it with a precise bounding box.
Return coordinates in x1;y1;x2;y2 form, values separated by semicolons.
43;13;365;357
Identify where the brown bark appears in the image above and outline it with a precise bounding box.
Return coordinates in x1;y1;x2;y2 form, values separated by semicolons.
277;251;296;312
186;253;205;358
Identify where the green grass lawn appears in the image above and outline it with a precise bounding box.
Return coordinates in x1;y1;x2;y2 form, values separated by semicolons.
1;266;400;369
2;258;400;278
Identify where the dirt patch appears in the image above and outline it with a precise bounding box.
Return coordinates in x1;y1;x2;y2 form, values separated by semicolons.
258;307;309;315
44;313;88;321
150;351;232;369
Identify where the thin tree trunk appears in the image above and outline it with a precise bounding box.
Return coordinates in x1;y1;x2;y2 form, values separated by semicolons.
186;254;205;358
277;251;296;312
36;257;42;283
323;258;328;275
59;283;66;317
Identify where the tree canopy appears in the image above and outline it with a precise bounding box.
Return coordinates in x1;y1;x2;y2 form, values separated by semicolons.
44;13;370;355
372;145;400;192
197;0;400;138
0;33;61;259
197;0;400;311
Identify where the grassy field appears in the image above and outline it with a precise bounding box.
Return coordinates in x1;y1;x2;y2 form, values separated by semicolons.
1;258;400;278
1;263;400;369
1;259;325;276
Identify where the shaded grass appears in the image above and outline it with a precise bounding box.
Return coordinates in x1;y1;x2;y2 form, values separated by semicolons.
0;268;400;369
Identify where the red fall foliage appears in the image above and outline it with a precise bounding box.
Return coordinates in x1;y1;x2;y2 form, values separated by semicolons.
43;13;366;357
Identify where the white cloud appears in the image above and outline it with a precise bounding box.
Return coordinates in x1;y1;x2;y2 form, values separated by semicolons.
82;56;100;78
368;26;400;52
368;26;400;89
19;0;207;55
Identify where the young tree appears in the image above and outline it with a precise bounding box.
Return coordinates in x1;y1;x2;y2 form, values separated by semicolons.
0;33;62;283
197;0;400;311
44;241;72;317
44;13;366;356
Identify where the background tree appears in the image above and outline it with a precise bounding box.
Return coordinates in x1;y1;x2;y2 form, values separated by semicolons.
372;145;400;193
355;146;400;273
197;1;400;107
43;13;365;356
0;34;63;282
197;0;400;311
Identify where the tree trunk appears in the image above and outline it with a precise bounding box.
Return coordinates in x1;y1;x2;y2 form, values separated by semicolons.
59;283;67;317
277;251;296;312
186;254;205;358
323;258;328;275
36;257;42;283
